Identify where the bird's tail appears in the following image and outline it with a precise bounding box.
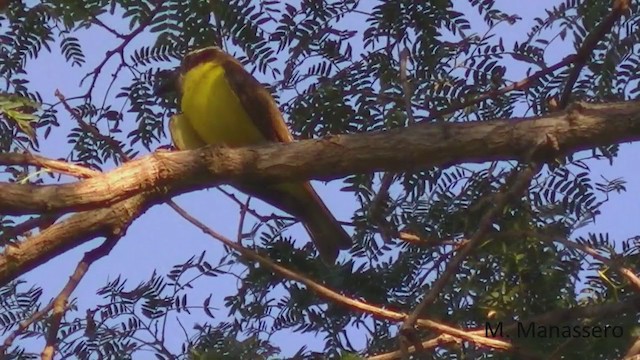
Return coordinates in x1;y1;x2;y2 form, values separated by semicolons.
295;183;352;264
236;181;351;264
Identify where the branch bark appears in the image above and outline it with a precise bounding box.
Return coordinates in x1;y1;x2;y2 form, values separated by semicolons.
2;100;640;216
0;190;165;286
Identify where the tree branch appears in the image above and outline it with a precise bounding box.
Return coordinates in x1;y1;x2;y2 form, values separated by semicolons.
40;236;120;360
558;0;630;108
0;190;167;286
2;101;640;216
0;152;99;179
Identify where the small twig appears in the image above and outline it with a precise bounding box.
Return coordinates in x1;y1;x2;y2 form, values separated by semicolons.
0;214;60;245
80;4;163;98
1;298;54;353
0;152;99;179
89;14;125;38
40;236;120;360
368;334;459;360
368;172;396;242
0;153;98;245
175;316;191;345
169;200;412;315
217;187;295;223
553;237;640;292
398;232;468;249
558;0;630;108
0;236;120;358
424;55;576;122
399;48;415;125
55;90;130;163
237;197;251;243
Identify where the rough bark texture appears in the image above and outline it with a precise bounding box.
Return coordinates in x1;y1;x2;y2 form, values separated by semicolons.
1;100;639;216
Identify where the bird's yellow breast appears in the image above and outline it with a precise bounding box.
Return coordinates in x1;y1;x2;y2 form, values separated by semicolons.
181;62;266;146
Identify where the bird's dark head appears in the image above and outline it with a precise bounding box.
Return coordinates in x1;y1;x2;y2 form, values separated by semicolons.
180;46;231;74
155;47;234;103
153;68;181;106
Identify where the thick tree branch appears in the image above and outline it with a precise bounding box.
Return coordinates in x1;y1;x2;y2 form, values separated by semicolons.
2;101;640;216
0;190;167;286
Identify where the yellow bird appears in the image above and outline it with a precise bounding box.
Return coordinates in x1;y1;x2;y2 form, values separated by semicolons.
169;47;351;264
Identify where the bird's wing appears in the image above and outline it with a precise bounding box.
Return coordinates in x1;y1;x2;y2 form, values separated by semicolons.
220;59;294;144
169;113;207;150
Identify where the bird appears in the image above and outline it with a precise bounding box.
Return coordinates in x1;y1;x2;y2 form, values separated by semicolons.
169;46;352;264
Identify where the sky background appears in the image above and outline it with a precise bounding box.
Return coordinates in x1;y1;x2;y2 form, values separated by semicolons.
6;0;639;357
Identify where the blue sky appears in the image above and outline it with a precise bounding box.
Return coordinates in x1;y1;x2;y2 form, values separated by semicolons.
7;0;639;357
